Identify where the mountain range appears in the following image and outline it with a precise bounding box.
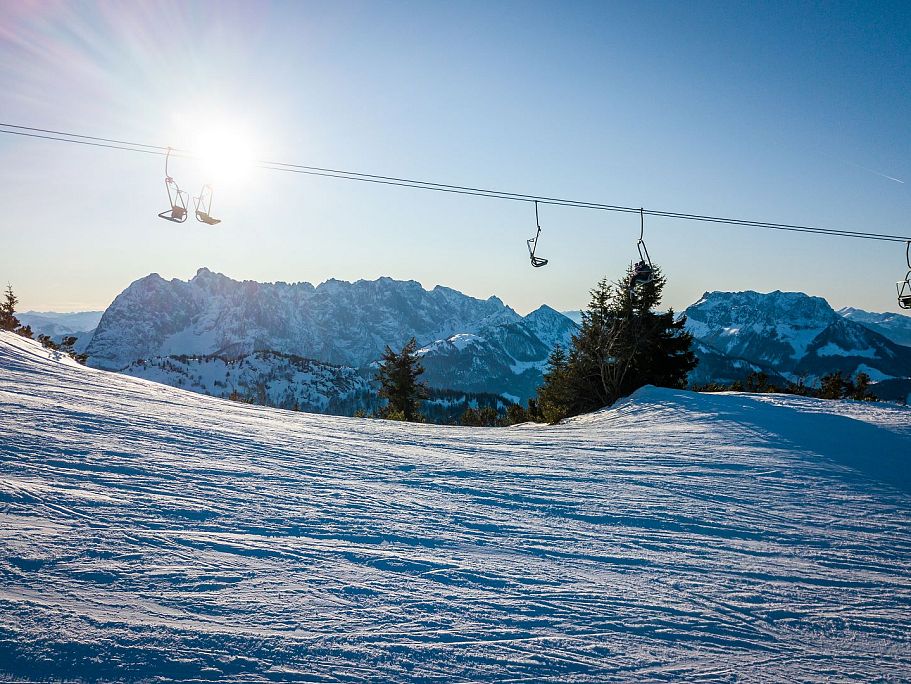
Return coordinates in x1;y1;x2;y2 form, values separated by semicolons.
837;307;911;347
17;310;103;352
684;291;911;386
87;268;518;370
58;269;911;410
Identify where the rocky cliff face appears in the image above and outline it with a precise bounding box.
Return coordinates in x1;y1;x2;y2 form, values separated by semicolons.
685;291;911;383
87;268;519;370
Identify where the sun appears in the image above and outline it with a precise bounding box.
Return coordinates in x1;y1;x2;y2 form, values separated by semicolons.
192;121;258;186
192;123;256;184
170;109;261;189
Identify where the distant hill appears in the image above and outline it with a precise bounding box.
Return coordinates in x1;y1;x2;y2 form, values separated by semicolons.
18;310;104;335
17;310;103;352
838;307;911;347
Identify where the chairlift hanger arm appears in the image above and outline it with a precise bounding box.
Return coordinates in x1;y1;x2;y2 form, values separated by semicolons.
526;200;548;267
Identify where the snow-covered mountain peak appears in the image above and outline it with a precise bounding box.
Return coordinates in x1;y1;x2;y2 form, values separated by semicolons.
685;290;911;383
688;290;837;329
86;269;522;370
521;305;577;348
524;304;564;321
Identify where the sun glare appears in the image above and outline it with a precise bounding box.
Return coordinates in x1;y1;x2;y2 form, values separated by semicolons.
192;122;257;186
171;110;261;190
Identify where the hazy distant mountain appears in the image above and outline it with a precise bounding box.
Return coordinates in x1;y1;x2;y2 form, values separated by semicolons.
837;307;911;347
685;291;911;384
18;310;104;335
561;310;583;325
87;268;519;370
17;310;103;352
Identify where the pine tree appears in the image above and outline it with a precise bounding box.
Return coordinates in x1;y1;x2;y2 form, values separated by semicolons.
0;284;21;332
505;403;529;425
537;344;575;423
819;371;847;400
849;372;877;402
536;265;697;422
375;337;428;422
478;406;499;427
460;406;481;426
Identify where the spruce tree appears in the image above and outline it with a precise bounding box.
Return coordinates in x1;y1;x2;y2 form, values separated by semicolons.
376;337;428;422
537;344;575;423
850;372;877;401
537;264;697;422
819;371;847;400
0;284;20;332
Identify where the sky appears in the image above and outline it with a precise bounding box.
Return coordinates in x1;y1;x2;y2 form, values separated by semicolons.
1;0;910;316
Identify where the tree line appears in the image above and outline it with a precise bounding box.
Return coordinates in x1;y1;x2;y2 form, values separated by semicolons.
1;284;87;364
693;370;877;402
374;263;698;425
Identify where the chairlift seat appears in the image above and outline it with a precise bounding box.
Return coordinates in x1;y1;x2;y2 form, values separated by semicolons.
899;276;911;309
629;261;653;288
158;205;188;223
530;255;548;268
196;211;221;226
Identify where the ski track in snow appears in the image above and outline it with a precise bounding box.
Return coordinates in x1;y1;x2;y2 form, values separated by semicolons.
1;332;910;682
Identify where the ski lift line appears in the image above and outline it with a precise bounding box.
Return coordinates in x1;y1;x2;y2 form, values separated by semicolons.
0;123;170;151
2;124;910;244
257;162;911;243
0;127;166;157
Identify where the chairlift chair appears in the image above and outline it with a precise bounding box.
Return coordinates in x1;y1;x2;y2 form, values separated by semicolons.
158;148;189;223
194;184;221;225
898;241;911;310
527;201;548;267
629;209;654;289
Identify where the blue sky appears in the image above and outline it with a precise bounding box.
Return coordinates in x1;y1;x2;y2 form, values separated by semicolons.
1;1;909;315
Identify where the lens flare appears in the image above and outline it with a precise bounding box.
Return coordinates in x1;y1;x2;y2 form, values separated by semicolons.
193;121;257;186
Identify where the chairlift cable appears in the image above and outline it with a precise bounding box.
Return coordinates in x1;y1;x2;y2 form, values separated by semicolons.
1;122;909;244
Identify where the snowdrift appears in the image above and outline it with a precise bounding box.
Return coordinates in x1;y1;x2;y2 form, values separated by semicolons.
1;331;910;681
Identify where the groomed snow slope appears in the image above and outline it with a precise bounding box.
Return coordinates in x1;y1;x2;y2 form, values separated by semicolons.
1;331;910;681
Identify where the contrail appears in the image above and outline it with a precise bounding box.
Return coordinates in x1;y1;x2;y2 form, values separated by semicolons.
847;161;905;184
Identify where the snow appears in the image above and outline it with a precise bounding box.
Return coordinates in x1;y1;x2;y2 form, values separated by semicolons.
816;342;879;358
509;358;548;374
855;364;896;383
1;330;911;681
448;332;482;351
